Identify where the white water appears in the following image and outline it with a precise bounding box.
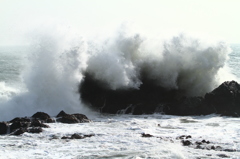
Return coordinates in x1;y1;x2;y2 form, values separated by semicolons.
0;114;240;158
0;28;240;158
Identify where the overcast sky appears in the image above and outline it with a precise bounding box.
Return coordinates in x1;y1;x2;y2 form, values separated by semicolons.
0;0;240;46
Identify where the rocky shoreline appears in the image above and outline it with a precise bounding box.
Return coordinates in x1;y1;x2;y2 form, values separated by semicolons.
141;133;238;158
0;111;237;158
80;77;240;117
0;111;91;136
1;80;240;137
0;79;239;157
0;107;239;158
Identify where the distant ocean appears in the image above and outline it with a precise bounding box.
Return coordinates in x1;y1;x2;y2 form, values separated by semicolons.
0;32;240;158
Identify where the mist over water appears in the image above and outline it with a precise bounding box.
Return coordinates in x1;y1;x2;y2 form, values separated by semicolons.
0;29;91;121
0;26;237;121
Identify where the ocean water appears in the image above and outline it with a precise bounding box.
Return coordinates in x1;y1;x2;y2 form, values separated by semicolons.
0;32;240;158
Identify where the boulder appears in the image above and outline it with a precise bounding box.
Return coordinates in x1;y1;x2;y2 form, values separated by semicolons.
56;110;68;117
11;127;28;135
30;119;50;128
181;140;192;146
0;122;8;135
141;133;154;137
10;121;30;133
61;133;95;139
4;112;52;135
72;113;91;123
57;114;79;124
165;80;240;116
1;111;91;135
56;110;91;123
70;133;84;139
80;74;240;116
32;112;54;123
204;81;240;116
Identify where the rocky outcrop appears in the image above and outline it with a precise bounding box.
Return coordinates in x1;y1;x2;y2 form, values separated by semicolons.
141;133;237;155
56;110;91;124
162;81;240;116
163;97;204;116
8;114;51;135
61;133;95;139
10;120;30;133
163;81;240;116
204;81;240;116
0;122;8;135
32;112;55;123
0;111;91;135
80;74;240;117
80;73;178;115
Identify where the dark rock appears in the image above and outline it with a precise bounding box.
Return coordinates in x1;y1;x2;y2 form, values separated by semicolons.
56;110;68;117
57;114;79;124
223;148;236;152
1;112;66;135
141;133;154;137
28;127;43;133
70;133;84;139
80;73;240;117
217;154;229;158
10;121;30;133
11;128;27;135
61;133;94;139
30;119;49;128
61;136;69;139
72;113;91;123
164;97;204;116
56;111;90;123
32;112;54;123
9;117;31;123
84;134;95;138
204;81;240;116
195;145;202;149
79;73;177;114
195;141;202;145
181;140;192;146
0;122;8;135
201;140;210;144
46;118;55;123
186;135;192;139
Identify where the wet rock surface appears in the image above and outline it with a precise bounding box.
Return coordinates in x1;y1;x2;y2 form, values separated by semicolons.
0;111;91;135
0;122;8;135
61;133;95;139
80;75;240;117
141;133;154;137
140;133;238;154
32;112;55;123
56;110;91;123
10;121;30;133
204;81;240;117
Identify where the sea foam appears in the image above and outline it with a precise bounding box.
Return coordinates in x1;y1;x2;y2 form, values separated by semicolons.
0;26;235;121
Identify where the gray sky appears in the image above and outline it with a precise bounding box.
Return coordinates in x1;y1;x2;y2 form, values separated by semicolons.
1;0;240;46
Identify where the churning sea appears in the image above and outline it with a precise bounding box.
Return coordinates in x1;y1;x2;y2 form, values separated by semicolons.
0;43;240;159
